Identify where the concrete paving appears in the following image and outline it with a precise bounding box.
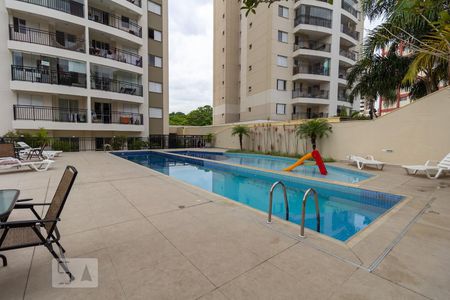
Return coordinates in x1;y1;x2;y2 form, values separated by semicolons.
0;151;449;300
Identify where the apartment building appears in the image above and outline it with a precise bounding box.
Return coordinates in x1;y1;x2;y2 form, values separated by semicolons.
213;0;363;124
0;0;168;144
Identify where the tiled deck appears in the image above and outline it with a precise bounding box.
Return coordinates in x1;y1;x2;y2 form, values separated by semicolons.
0;151;449;300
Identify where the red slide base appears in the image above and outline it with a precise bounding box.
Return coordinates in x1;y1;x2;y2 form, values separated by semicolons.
311;150;328;175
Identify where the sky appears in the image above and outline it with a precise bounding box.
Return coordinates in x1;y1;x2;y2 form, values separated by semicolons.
168;1;383;114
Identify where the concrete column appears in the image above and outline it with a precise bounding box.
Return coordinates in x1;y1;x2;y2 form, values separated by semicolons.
84;1;91;124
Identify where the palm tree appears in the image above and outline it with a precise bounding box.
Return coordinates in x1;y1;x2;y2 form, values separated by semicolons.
361;0;449;93
347;47;413;117
296;119;332;151
231;125;250;150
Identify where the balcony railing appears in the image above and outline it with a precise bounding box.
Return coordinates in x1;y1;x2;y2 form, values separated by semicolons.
89;44;142;67
11;65;87;88
341;26;360;40
292;90;330;99
293;64;330;76
16;0;84;17
92;111;143;125
295;15;332;28
339;49;358;61
9;25;85;53
13;105;88;123
126;0;142;7
90;76;143;96
88;7;142;38
292;112;329;120
338;95;352;103
342;1;359;18
294;41;331;52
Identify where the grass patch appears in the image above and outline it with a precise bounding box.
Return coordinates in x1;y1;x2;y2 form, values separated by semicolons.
226;149;336;162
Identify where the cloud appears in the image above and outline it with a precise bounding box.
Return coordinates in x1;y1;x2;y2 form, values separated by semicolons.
169;0;213;113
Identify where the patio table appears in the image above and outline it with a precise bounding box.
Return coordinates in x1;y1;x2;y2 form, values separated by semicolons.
0;189;20;266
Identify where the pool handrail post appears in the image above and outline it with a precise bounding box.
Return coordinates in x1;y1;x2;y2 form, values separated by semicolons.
267;181;289;223
300;188;320;237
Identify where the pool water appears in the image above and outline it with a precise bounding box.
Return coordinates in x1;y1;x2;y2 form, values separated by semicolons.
170;151;373;184
114;151;403;242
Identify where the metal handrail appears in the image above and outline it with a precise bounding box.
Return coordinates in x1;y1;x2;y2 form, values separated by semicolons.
267;181;289;223
300;188;320;237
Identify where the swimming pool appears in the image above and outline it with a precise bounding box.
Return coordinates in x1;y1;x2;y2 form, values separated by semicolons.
170;151;373;184
114;151;403;242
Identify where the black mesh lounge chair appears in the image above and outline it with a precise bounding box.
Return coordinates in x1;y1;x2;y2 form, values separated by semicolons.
26;143;46;160
0;166;78;280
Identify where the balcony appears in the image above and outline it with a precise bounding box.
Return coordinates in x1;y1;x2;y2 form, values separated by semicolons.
16;0;84;18
11;65;87;88
92;111;143;125
338;95;353;103
292;90;329;99
89;44;142;67
342;0;359;18
294;41;331;52
126;0;141;7
294;15;332;28
341;26;360;40
90;76;143;96
339;49;357;61
293;64;330;76
88;7;142;38
292;112;329;120
13;105;88;123
9;25;85;53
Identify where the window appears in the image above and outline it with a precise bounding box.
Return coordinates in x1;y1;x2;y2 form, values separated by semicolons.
149;28;162;42
249;44;252;50
13;17;26;34
149;107;163;118
276;103;286;115
149;81;162;93
277;79;286;91
148;1;162;15
278;31;288;43
249;22;252;28
248;65;252;71
248;86;252;92
149;55;162;68
121;16;130;28
277;55;288;67
278;5;289;18
248;107;252;112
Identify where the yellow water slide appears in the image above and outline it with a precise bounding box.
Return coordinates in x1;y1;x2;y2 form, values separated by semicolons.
283;153;313;172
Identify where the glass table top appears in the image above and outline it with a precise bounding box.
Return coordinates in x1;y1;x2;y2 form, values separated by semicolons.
0;190;20;220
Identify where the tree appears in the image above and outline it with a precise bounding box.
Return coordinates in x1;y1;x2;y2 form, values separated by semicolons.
169;112;187;125
169;105;213;126
185;105;213;126
360;0;449;94
296;119;332;151
231;125;250;150
347;46;413;118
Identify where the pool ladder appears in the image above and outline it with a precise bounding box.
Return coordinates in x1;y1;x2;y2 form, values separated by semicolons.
267;181;320;237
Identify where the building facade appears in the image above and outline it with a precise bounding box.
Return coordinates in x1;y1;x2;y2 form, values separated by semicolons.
213;0;363;124
0;0;168;141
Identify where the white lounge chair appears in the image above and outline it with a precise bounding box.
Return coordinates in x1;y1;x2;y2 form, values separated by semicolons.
347;155;385;170
17;142;62;159
0;157;54;172
402;153;450;179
